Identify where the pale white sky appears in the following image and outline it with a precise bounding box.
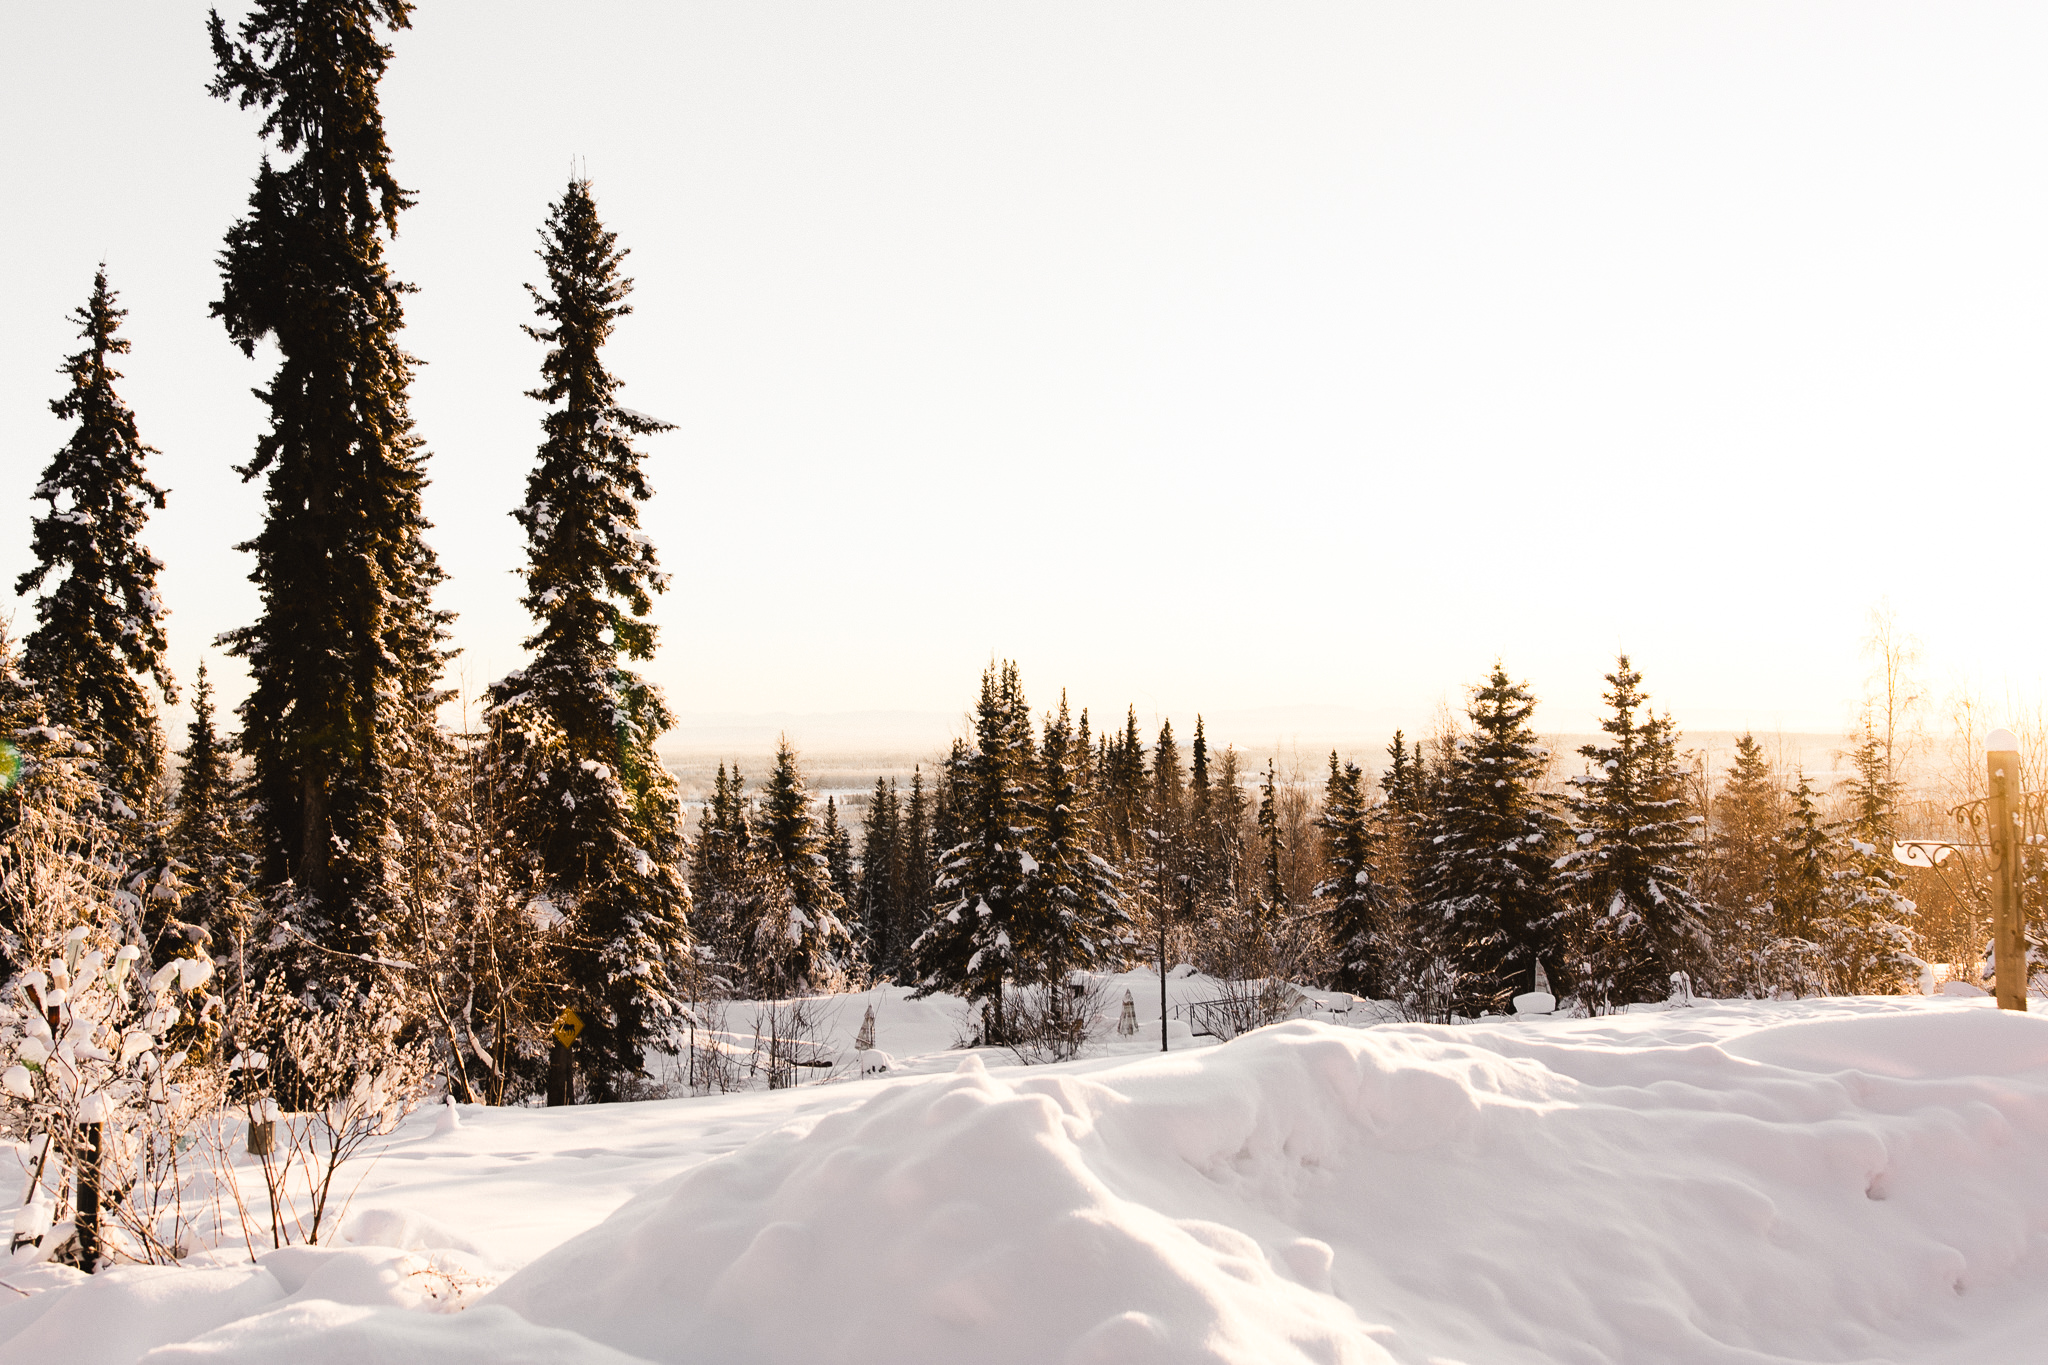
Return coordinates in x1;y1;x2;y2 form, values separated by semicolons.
4;2;2044;746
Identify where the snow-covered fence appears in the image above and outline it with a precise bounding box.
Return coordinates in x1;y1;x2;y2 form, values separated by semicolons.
1176;980;1313;1041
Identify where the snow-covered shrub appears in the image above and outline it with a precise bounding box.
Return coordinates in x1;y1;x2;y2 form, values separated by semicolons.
680;1000;745;1095
223;981;433;1248
744;996;832;1090
1386;950;1466;1025
1;920;220;1268
1001;977;1111;1064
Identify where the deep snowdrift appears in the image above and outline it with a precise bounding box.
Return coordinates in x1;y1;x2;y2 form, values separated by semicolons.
11;996;2048;1364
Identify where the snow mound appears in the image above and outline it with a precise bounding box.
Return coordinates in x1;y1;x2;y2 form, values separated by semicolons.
1720;1007;2048;1078
483;1003;2048;1364
4;1263;284;1365
489;1038;1394;1364
14;999;2048;1364
137;1302;645;1364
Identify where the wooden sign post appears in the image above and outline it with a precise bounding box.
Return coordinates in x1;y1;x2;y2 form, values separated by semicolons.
1986;729;2027;1011
548;1005;584;1106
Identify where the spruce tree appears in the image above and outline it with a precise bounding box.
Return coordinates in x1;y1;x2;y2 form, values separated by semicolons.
1099;708;1148;864
17;269;175;828
209;1;451;958
1316;752;1390;996
1027;694;1128;989
1554;656;1708;1008
753;739;853;992
930;740;969;868
1769;773;1832;994
1144;719;1196;935
1711;734;1780;912
1151;720;1184;809
900;767;933;954
1414;662;1567;1013
1707;733;1781;997
1209;745;1252;903
689;764;763;983
1184;716;1236;915
479;176;692;1088
163;664;258;976
857;778;902;977
909;663;1037;1038
822;797;857;931
1374;730;1427;965
1379;731;1417;812
1257;758;1285;913
1822;731;1918;993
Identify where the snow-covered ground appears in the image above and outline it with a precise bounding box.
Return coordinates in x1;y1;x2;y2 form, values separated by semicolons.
9;983;2048;1364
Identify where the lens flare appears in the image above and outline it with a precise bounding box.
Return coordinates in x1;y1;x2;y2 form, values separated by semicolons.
0;741;19;793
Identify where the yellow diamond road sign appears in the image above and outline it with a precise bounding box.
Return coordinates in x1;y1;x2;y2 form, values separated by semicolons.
553;1006;584;1048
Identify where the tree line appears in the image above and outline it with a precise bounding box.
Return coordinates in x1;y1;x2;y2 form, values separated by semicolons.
683;646;1947;1040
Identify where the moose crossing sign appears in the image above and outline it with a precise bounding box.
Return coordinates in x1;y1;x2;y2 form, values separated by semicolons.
552;1006;584;1048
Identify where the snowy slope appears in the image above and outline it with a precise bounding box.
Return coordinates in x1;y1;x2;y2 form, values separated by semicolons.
8;994;2048;1364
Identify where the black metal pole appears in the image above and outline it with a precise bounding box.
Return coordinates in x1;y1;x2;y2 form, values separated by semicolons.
1159;919;1169;1052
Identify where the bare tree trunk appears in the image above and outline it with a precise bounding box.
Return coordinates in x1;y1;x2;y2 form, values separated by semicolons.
77;1122;103;1271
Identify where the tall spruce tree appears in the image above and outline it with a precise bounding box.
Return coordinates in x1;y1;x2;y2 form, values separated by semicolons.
1415;662;1567;1013
753;739;853;992
930;740;969;868
1027;694;1127;988
18;269;175;828
1257;758;1285;913
858;778;903;977
1769;773;1833;995
1707;733;1781;997
689;764;765;984
901;767;933;951
163;665;257;975
1822;730;1918;994
1373;730;1427;964
822;796;856;930
480;176;692;1089
1099;707;1148;864
1208;744;1250;897
1144;719;1197;937
1711;735;1780;913
909;663;1037;1038
1554;656;1708;1008
1316;752;1390;996
209;1;451;958
1379;731;1420;814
